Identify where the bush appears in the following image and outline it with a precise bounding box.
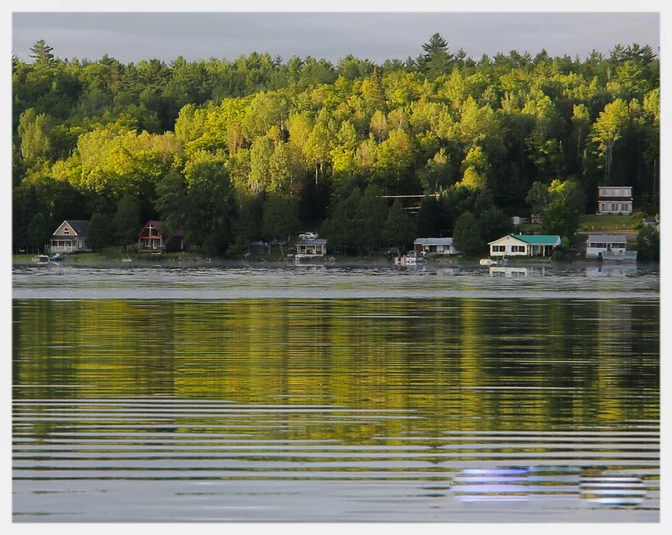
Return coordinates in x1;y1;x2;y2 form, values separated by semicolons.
636;226;659;262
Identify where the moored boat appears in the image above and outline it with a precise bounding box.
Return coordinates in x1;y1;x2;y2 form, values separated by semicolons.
480;257;508;266
394;250;426;266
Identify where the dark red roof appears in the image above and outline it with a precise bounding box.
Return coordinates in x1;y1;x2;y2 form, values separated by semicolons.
138;220;184;238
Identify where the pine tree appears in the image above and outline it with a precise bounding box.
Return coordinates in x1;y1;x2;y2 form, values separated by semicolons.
29;40;55;66
418;33;452;78
384;199;416;251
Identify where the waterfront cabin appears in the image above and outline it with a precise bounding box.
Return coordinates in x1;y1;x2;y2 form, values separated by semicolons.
295;235;327;258
585;234;627;259
137;220;185;253
48;220;90;254
488;234;561;258
413;237;459;256
597;186;633;215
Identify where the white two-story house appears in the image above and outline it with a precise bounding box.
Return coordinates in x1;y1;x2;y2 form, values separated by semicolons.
597;186;633;215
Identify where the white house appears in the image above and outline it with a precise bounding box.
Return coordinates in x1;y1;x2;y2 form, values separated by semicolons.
48;220;90;253
585;234;628;259
488;234;561;258
413;237;459;256
295;235;327;257
597;186;633;215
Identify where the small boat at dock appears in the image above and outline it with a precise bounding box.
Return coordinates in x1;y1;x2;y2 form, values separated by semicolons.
479;258;508;266
394;250;426;266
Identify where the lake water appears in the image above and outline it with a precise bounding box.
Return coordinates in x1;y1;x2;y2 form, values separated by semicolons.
12;263;660;522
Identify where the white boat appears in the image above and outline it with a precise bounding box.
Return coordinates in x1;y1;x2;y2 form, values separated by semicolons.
480;257;508;266
394;250;426;265
33;255;50;265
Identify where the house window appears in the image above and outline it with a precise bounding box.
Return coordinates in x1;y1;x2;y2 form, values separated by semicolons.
511;245;525;253
612;203;618;211
492;245;505;252
63;227;70;235
621;203;629;211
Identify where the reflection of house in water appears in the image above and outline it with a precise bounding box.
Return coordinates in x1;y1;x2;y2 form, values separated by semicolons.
584;264;637;277
488;266;550;277
489;266;528;277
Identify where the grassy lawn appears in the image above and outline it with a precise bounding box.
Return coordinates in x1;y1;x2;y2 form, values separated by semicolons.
519;223;541;233
12;254;36;264
578;214;640;232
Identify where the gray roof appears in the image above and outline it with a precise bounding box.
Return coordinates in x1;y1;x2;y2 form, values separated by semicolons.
586;234;627;242
414;237;454;246
54;220;88;236
297;238;327;245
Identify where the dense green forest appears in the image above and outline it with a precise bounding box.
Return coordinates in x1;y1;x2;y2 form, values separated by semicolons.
12;36;660;256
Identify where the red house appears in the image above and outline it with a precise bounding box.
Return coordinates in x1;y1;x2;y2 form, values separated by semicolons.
137;220;185;253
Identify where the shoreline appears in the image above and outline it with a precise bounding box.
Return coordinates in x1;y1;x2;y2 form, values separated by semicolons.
12;253;654;269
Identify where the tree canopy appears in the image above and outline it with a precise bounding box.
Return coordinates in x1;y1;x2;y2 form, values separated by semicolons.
12;37;660;256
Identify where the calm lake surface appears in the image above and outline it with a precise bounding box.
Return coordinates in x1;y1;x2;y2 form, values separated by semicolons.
12;263;660;522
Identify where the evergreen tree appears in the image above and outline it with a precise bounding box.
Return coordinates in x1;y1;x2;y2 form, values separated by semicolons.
418;33;453;78
29;40;55;66
27;212;51;253
384;198;416;251
86;212;116;252
320;188;363;255
261;195;299;255
183;153;236;256
357;185;389;254
13;185;46;253
115;193;142;248
415;196;442;237
453;211;484;257
231;194;264;254
155;169;188;233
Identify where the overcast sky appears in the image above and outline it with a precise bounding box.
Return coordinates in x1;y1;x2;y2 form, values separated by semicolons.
11;10;660;65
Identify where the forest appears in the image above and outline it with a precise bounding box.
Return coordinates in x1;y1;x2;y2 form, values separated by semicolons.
12;35;660;256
